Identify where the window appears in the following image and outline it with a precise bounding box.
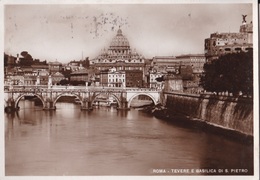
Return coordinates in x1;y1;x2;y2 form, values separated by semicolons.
225;48;231;51
245;47;253;51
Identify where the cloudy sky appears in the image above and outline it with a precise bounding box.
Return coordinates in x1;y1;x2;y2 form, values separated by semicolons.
4;2;253;63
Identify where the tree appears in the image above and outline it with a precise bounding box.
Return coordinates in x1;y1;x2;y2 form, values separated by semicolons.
4;53;8;67
81;57;90;68
200;50;253;96
61;68;72;79
59;79;70;85
70;80;85;86
19;51;33;66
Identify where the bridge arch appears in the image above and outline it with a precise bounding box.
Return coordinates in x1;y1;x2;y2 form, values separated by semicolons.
127;93;157;108
53;93;82;107
91;93;120;108
14;94;45;109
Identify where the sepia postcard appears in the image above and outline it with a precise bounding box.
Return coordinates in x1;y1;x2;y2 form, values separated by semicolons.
1;0;259;180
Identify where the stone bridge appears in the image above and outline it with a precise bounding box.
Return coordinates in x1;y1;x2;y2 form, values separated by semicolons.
4;85;161;112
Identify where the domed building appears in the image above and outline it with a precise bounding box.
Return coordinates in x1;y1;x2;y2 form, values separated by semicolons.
90;28;145;72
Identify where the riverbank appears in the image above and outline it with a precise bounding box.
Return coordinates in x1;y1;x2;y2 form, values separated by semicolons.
142;104;253;144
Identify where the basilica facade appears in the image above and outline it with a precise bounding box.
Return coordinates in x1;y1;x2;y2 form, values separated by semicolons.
89;28;145;72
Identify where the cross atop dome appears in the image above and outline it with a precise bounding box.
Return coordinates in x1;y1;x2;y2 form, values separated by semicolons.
116;26;123;36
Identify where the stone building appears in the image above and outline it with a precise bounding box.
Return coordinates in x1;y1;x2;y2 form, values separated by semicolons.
100;68;126;87
51;72;65;85
4;75;24;86
70;69;88;82
32;64;49;75
24;74;37;85
175;54;206;74
36;69;49;85
152;54;205;74
204;17;253;62
48;60;63;73
100;68;143;88
148;70;167;90
125;70;143;88
163;74;183;92
152;56;179;73
151;54;205;92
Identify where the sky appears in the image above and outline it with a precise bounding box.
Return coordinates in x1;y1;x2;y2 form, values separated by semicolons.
3;1;253;63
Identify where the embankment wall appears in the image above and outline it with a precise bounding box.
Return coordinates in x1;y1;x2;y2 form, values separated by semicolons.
163;92;253;136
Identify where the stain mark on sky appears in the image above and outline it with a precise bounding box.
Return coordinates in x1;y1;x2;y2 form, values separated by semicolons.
60;13;129;39
7;13;130;42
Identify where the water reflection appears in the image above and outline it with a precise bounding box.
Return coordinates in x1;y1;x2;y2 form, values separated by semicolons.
5;100;253;176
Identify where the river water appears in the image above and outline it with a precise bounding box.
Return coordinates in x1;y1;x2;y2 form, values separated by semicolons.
5;100;253;176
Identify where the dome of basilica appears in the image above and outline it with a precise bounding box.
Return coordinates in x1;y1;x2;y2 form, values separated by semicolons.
110;28;130;48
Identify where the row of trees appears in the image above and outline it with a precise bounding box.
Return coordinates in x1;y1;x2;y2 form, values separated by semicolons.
4;51;47;67
200;50;253;96
4;51;90;68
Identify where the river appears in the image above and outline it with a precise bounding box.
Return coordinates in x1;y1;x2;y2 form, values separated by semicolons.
5;100;253;176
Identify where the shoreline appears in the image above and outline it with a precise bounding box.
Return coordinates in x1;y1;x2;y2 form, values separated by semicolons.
142;104;253;145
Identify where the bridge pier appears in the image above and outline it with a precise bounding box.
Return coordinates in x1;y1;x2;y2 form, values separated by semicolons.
117;101;130;110
43;101;56;110
81;100;93;111
117;92;130;110
5;98;19;113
